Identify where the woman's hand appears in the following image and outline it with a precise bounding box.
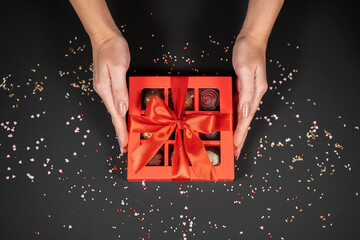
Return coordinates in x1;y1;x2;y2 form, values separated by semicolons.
91;31;130;157
232;33;268;160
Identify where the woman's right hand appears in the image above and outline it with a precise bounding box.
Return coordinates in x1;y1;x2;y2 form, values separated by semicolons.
91;30;131;157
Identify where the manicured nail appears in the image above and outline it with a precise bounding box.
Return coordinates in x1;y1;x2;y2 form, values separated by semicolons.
241;103;249;118
234;146;240;160
117;101;127;117
236;151;241;160
119;144;124;158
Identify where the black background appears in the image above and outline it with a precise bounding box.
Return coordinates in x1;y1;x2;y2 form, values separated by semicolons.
1;1;360;239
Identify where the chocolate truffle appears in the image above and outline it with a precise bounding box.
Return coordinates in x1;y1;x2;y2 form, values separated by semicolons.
142;88;164;108
146;152;164;166
169;89;194;110
206;147;220;166
184;89;195;110
141;132;155;140
199;131;220;140
199;89;219;111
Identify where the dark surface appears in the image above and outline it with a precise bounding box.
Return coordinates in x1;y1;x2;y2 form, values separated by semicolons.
1;1;360;239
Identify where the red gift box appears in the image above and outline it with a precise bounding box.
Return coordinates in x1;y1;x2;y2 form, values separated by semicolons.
127;76;234;181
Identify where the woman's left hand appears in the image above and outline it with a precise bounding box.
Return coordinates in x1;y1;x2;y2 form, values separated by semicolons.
232;33;268;160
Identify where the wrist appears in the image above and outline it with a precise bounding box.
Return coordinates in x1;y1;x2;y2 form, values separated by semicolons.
89;27;122;50
237;27;269;53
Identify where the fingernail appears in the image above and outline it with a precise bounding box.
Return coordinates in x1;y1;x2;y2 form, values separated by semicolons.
234;151;240;160
241;103;249;118
117;101;127;117
234;146;240;160
119;144;124;158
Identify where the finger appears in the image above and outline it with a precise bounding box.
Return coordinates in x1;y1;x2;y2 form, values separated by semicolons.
233;66;255;153
233;110;253;159
234;129;248;159
109;66;129;152
93;64;128;157
234;65;268;159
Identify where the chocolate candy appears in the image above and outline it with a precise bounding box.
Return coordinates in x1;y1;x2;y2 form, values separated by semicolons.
206;147;220;166
184;89;195;110
199;89;219;111
169;89;194;110
146;152;164;166
142;88;164;108
141;132;155;139
199;131;220;140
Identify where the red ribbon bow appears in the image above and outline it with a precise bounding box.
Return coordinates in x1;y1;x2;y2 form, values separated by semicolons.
129;77;232;181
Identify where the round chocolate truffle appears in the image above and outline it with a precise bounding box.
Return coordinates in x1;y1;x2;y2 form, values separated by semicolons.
206;147;220;166
142;89;163;108
184;89;195;110
199;89;219;111
199;131;220;140
141;132;155;140
169;89;195;110
146;152;164;166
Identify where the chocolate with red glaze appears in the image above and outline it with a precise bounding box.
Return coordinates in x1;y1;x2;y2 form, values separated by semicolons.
146;152;164;166
199;88;219;111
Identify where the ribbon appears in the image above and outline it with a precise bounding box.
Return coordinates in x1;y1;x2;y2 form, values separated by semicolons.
129;77;232;181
